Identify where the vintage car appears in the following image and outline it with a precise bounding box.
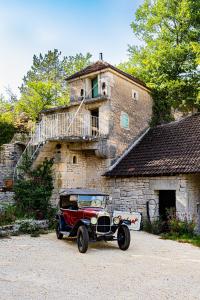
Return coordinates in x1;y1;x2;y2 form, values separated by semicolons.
56;188;131;253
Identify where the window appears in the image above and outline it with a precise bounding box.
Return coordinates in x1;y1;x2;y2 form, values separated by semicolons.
80;89;84;100
92;77;98;98
120;112;129;129
72;155;77;164
132;90;139;101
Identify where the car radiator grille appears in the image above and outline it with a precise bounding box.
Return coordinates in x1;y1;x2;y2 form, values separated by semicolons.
97;216;110;233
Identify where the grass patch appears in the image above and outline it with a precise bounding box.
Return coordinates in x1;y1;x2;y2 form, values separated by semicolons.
161;233;200;248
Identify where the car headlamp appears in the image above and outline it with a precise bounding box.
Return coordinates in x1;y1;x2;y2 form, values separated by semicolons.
113;217;120;225
91;217;97;225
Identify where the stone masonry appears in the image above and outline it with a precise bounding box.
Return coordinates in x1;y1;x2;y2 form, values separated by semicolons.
32;64;152;205
103;174;200;232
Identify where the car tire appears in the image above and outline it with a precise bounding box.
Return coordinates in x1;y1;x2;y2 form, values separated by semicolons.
117;225;131;251
56;222;63;240
77;225;89;253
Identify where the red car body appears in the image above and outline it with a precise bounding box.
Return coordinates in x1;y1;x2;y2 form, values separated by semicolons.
56;188;131;253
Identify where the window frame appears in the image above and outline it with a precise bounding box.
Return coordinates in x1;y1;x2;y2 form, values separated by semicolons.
120;111;129;130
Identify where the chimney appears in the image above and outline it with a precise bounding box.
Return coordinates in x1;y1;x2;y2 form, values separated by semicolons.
99;53;103;61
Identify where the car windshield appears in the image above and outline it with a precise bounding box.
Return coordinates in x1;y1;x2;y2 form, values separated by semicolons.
78;195;106;208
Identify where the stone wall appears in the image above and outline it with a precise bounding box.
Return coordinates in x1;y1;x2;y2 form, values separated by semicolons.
67;70;152;158
103;175;200;227
0;192;15;209
0;143;24;187
110;72;152;156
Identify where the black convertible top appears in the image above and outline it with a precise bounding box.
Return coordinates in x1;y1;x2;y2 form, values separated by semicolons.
59;188;108;196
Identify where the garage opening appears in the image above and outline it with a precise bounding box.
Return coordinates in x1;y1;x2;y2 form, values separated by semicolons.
159;190;176;222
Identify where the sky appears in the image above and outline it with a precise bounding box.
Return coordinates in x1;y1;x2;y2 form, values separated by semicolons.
0;0;143;97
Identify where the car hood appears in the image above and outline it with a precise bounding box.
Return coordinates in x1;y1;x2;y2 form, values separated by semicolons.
80;207;110;218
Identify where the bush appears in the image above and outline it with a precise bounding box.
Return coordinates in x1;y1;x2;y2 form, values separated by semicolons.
143;218;164;235
0;205;20;226
0;121;16;146
14;158;54;219
168;214;195;237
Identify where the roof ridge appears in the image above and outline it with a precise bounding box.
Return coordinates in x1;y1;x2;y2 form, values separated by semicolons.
66;60;150;89
154;113;200;129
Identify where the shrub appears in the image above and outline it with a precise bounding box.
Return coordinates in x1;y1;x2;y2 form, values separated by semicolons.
168;214;195;237
0;205;19;226
0;121;16;146
14;158;54;219
143;218;163;235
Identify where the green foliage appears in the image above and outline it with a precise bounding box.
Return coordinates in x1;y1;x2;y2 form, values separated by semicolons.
161;234;200;247
119;0;200;124
0;50;92;142
0;95;16;145
143;218;163;234
0;121;16;146
14;158;54;218
167;213;196;237
0;205;18;226
18;50;92;121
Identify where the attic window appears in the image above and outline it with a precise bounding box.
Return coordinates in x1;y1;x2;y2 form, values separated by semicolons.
72;155;78;164
120;112;129;129
132;90;139;101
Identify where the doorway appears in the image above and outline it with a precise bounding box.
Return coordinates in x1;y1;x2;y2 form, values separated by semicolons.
90;109;99;136
159;190;176;222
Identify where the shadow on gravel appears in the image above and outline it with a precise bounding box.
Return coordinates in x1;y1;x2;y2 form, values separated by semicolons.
62;237;119;251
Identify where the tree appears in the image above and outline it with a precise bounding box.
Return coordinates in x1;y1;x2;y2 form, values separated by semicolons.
18;50;92;121
119;0;200;125
0;95;16;146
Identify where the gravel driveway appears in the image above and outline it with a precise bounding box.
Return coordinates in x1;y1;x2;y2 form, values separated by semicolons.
0;231;200;300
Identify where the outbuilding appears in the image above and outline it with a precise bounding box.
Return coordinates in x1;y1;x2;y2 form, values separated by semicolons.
105;114;200;232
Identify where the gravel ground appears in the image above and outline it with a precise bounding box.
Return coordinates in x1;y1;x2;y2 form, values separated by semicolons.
0;231;200;300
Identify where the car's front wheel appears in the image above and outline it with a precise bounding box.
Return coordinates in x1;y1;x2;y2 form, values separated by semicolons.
77;225;89;253
117;225;130;250
56;222;63;240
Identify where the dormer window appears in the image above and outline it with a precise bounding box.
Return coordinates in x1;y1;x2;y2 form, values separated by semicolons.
132;90;139;101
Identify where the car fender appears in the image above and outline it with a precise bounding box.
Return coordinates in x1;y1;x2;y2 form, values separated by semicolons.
69;219;91;237
111;220;131;234
121;220;131;227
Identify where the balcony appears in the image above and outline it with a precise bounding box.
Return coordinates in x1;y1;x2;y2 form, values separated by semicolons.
70;93;110;103
31;112;108;145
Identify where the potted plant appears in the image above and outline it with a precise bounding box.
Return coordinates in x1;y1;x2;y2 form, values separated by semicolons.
3;176;13;190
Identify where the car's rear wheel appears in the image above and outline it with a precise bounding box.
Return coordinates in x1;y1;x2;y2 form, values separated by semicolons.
117;225;130;250
56;222;63;240
77;225;89;253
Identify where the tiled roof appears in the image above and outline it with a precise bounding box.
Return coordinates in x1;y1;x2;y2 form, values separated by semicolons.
66;61;149;90
105;114;200;177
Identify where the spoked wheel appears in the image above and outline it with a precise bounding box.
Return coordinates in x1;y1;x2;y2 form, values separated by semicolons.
117;225;131;251
56;222;63;240
77;225;89;253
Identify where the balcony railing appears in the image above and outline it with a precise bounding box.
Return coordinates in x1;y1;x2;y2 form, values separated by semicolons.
70;93;110;103
31;112;108;145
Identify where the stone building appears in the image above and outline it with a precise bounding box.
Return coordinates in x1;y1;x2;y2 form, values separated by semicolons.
0;142;25;205
105;114;200;232
22;60;152;202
